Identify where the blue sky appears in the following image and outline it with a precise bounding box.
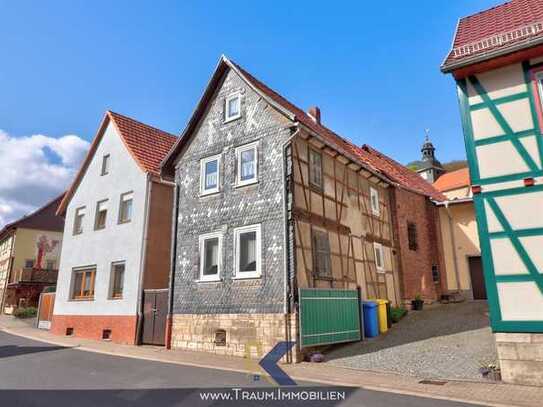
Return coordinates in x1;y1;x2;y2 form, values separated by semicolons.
0;0;501;226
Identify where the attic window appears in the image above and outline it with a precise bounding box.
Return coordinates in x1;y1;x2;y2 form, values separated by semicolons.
225;93;241;122
101;154;110;176
370;187;380;216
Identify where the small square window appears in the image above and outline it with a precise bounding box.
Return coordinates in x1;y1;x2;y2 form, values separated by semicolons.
200;155;221;195
373;243;385;272
118;192;133;224
46;260;55;270
370;187;380;216
312;228;332;278
225;94;241;122
309;149;323;190
233;224;261;279
73;206;85;235
24;259;35;269
199;232;222;281
101;154;110;176
236;142;258;186
94;200;108;230
110;262;125;299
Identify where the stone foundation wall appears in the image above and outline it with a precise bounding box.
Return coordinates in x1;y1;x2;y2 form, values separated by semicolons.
171;313;301;363
495;332;543;386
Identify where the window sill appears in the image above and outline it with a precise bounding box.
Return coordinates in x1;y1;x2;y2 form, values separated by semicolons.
235;179;259;188
118;220;131;225
199;190;220;198
224;114;241;124
108;296;123;300
70;297;95;302
194;278;222;284
232;275;261;281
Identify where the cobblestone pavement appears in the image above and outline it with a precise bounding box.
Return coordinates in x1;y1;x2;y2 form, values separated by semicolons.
325;301;497;381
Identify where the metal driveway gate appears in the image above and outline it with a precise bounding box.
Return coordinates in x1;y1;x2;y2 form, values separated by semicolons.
299;288;361;348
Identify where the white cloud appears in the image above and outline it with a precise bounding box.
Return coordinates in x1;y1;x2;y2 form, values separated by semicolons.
0;129;90;228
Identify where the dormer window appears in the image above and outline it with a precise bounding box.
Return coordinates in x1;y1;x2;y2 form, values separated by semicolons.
101;154;110;175
225;93;241;122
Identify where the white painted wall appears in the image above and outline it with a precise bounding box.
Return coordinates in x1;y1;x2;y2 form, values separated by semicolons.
54;122;148;316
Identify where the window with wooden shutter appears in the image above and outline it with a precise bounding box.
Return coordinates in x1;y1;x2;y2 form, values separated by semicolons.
312;229;331;278
309;149;323;190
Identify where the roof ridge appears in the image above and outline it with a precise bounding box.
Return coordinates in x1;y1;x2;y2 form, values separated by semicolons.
107;110;177;139
458;0;512;22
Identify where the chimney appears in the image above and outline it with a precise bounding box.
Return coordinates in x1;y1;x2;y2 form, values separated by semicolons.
308;106;321;124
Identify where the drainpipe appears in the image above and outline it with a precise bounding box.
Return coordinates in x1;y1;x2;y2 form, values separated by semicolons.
444;202;462;293
165;182;179;349
135;174;152;345
281;127;299;363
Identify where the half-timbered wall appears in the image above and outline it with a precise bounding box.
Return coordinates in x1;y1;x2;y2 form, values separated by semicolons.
291;134;400;306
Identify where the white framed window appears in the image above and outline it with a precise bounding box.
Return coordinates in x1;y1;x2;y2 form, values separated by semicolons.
373;242;385;272
73;206;85;235
94;199;108;230
101;154;110;175
200;154;221;196
118;192;133;224
235;142;258;186
233;224;261;279
370;187;380;216
199;231;222;282
225;93;241;122
309;148;323;189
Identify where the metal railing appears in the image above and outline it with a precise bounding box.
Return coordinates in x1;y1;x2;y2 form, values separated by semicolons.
10;267;58;284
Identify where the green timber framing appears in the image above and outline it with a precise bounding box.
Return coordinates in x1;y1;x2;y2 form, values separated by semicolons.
456;60;543;333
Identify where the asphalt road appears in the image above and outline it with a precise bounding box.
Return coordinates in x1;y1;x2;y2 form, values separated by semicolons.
0;331;480;407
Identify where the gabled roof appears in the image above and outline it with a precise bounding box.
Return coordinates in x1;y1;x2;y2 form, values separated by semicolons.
358;145;446;201
57;111;177;215
0;193;65;241
162;56;445;201
442;0;543;72
433;167;471;192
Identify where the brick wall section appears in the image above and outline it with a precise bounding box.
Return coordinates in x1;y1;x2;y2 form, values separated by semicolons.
390;187;442;302
51;315;137;344
172;68;292;315
495;333;543;386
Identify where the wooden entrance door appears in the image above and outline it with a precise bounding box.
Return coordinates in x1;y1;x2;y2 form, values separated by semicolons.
142;289;168;345
468;257;487;300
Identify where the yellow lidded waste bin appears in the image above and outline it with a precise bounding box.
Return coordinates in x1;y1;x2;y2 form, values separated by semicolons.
374;299;389;333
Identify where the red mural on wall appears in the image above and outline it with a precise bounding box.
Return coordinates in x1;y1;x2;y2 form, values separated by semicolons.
35;235;60;269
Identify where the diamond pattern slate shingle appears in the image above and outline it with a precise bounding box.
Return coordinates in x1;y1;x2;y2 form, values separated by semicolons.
443;0;543;68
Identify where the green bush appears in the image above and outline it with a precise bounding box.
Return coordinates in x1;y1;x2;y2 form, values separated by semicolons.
13;306;38;319
390;306;407;323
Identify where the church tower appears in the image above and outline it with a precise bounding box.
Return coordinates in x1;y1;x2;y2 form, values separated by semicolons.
416;131;445;183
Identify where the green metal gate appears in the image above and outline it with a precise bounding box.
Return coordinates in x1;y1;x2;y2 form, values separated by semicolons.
299;288;361;348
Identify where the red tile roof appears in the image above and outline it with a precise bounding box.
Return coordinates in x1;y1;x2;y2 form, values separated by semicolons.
443;0;543;69
0;193;65;240
232;61;445;201
108;111;177;176
57;111;177;215
433;167;471;192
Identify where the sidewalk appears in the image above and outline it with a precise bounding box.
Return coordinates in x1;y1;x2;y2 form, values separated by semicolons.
1;315;542;407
